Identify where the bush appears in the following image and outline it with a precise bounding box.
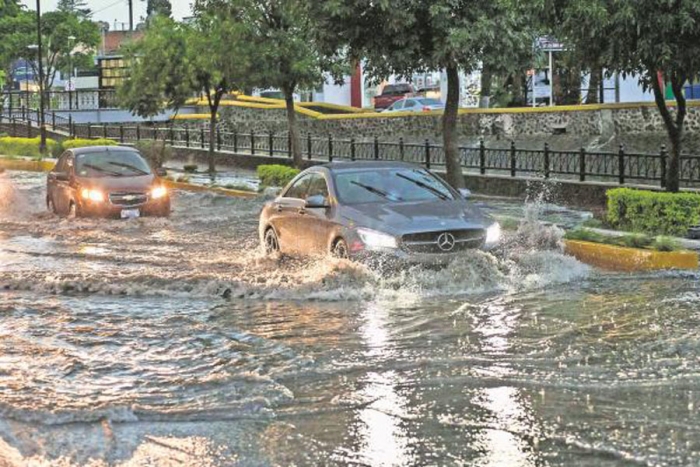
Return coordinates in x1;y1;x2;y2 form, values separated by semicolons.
0;136;58;159
564;228;681;252
61;138;117;150
607;188;700;236
134;141;172;168
257;164;300;188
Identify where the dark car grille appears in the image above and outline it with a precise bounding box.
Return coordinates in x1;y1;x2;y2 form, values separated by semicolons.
402;229;485;254
109;192;148;207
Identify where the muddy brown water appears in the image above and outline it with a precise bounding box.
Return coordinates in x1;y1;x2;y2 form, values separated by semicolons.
0;171;699;466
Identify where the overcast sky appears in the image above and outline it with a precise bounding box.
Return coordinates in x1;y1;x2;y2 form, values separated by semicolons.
21;0;192;29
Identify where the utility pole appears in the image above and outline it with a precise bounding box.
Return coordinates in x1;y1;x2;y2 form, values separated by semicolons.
128;0;133;31
36;0;46;155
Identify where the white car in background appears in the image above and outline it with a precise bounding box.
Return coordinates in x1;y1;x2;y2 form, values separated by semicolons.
385;97;445;113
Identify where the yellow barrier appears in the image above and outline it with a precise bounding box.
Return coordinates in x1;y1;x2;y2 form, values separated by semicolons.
564;240;699;271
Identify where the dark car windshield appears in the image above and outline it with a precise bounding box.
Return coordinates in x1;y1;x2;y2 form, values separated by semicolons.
75;151;152;178
334;168;455;204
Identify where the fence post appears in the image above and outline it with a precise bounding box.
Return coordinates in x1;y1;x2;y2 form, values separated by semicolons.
26;117;31;138
399;137;405;161
618;144;625;184
660;145;667;188
119;125;124;143
12;117;16;137
217;127;222;151
68;115;73;137
87;122;92;139
425;139;431;169
234;130;238;153
351;138;356;161
307;132;312;160
250;130;255;155
479;139;486;175
185;125;190;148
136;124;141;141
51;111;55;129
579;147;586;182
102;123;107;139
543;142;550;178
287;134;291;158
269;132;274;156
328;134;334;162
200;127;205;149
169;124;174;146
510;141;516;177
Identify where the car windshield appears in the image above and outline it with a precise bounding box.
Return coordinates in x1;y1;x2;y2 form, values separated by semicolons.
75;151;152;178
418;98;442;106
334;168;455;204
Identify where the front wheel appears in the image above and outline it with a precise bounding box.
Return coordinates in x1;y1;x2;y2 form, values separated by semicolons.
331;238;349;259
263;228;280;255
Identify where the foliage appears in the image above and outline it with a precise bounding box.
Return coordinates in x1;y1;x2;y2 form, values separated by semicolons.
606;188;700;236
257;164;300;188
564;228;682;252
61;138;117;150
134;140;172;168
147;0;173;18
0;136;58;159
57;0;91;18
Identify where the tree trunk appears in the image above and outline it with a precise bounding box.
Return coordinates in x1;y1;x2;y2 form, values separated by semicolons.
284;89;302;168
208;108;217;173
443;64;465;189
479;65;492;109
650;70;685;192
585;65;601;104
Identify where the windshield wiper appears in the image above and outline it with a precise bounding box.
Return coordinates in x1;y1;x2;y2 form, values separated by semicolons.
81;163;123;177
395;173;450;200
107;161;150;175
350;181;397;200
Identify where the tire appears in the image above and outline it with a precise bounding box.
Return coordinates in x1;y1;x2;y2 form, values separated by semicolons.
68;201;85;218
263;227;280;255
331;238;349;259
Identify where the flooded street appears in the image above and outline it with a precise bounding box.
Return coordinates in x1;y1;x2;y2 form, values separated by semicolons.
1;170;699;466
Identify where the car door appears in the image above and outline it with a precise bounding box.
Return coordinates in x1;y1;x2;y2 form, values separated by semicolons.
271;173;313;253
403;100;417;112
48;152;72;214
389;100;404;112
302;173;334;254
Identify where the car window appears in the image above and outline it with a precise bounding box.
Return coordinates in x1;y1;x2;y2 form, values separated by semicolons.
284;173;313;199
418;98;442;106
391;101;404;110
307;173;329;199
55;152;70;172
75;151;152;178
334;168;455;205
404;100;416;108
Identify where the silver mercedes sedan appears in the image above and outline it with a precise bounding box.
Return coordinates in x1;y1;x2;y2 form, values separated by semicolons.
258;161;501;265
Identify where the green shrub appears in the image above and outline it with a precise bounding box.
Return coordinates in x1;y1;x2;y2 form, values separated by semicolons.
224;183;255;192
135;141;172;168
257;164;300;188
564;228;681;252
607;188;700;236
615;233;653;249
0;136;58;159
564;228;608;244
651;236;682;252
183;164;198;173
62;138;117;150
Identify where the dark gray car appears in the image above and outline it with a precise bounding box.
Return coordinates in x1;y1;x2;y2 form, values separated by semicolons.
258;161;501;264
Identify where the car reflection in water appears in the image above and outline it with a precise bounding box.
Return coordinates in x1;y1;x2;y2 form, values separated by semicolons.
259;161;501;266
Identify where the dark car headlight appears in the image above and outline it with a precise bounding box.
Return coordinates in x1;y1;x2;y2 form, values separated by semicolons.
357;228;398;249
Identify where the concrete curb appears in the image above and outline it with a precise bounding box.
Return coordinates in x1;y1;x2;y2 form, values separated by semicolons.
564;239;699;271
162;179;258;198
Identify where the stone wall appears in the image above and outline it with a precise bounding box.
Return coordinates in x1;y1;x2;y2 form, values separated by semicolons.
204;103;700;155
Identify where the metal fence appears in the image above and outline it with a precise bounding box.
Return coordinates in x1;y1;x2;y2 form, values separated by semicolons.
63;123;700;189
0;89;119;111
0;108;72;135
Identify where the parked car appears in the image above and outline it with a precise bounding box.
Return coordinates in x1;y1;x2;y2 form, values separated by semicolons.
259;161;501;266
373;83;415;111
46;146;170;218
385;97;445;113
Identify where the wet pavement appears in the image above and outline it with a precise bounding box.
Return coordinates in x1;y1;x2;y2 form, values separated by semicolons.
0;170;699;466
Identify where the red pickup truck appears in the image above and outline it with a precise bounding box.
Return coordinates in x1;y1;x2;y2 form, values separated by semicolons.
373;83;415;111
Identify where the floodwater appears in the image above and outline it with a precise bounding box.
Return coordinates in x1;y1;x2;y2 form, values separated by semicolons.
0;170;699;466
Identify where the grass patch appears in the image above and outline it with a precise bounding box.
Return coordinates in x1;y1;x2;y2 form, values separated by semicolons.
223;183;255;192
564;228;683;252
257;164;300;188
0;136;58;159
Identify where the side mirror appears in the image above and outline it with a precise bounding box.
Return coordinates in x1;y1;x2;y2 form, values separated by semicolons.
155;168;167;177
459;188;471;199
305;194;330;208
54;172;70;182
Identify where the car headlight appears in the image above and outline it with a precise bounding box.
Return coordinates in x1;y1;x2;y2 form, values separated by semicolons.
357;228;398;249
80;188;104;203
485;222;501;245
151;186;167;199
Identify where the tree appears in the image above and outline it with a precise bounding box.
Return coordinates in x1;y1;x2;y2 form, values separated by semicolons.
57;0;91;18
146;0;172;18
195;0;344;169
118;15;253;172
550;0;700;192
0;1;31;90
319;0;535;188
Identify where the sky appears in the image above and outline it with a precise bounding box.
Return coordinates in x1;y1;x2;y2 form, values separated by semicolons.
21;0;192;29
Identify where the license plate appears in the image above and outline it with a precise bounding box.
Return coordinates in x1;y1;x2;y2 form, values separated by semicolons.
120;209;140;219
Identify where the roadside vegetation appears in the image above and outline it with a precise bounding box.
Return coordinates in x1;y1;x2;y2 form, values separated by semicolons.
565;228;682;252
257;165;300;189
0;136;58;159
